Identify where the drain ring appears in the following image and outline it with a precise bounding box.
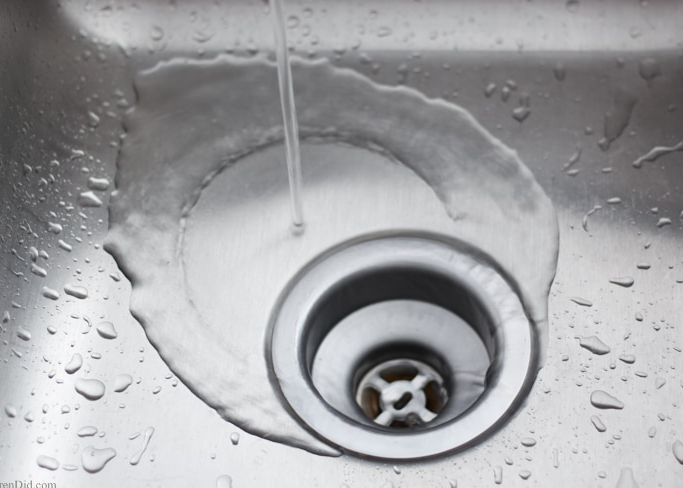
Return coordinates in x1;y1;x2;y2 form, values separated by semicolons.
269;234;535;459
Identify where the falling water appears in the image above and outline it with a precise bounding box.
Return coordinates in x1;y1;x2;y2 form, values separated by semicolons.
270;0;304;233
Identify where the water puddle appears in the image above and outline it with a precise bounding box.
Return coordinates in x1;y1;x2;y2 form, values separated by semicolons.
105;55;558;455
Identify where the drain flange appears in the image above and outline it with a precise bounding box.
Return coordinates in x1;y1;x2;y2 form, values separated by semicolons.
269;234;536;459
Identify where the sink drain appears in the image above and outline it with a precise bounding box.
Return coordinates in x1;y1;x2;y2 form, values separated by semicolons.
356;358;448;428
269;235;536;459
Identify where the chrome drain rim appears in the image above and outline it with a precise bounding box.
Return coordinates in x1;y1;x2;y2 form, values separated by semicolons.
269;234;535;459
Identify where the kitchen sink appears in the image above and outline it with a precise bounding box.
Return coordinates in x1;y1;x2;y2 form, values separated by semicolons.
1;0;682;486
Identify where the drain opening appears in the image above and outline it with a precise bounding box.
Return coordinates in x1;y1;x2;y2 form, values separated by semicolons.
270;236;535;459
309;275;492;431
356;358;448;428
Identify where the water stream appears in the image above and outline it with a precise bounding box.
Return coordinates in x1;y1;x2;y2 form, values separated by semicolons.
270;0;304;233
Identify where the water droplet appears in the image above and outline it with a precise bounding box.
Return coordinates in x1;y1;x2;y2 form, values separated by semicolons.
78;426;98;437
36;455;59;471
656;217;672;228
672;440;683;464
75;379;106;401
65;353;83;374
392;465;401;474
577;336;611;355
16;326;31;341
484;82;497;97
590;415;607;432
501;85;511;102
519;470;531;480
87;111;101;128
96;321;118;339
42;286;60;300
564;147;582;172
619;354;636;364
607;197;622;205
150;25;165;41
571;297;593;307
647;426;656;438
493;465;503;484
216;475;233;488
504;79;518;90
635;312;643;321
31;263;47;278
114;374;133;393
615;467;639;488
87;176;110;191
376;26;392;38
2;311;10;323
609;276;634;288
64;284;88;299
655;377;666;389
520;437;537;447
230;432;240;445
582;205;602;232
512;106;531;123
590;390;624;409
192;27;215;44
78;191;103;208
5;405;18;418
598;89;637;151
635;371;648;378
552;448;559;468
48;222;63;234
638;58;661;81
636;263;650;270
58;239;73;252
632;140;683;168
130;426;154;465
81;445;116;473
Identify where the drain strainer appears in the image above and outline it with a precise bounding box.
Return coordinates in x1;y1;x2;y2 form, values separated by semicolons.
269;234;535;459
356;358;448;428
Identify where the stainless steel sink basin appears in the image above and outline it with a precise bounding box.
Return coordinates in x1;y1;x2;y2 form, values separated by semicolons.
2;1;682;486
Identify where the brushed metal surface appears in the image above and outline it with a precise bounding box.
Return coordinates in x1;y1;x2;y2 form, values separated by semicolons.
1;1;682;486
